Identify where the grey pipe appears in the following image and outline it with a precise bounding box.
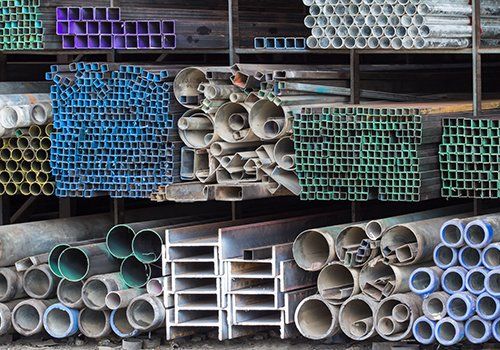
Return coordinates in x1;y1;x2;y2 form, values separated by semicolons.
0;300;25;335
339;294;378;341
294;294;340;340
318;262;359;305
146;278;165;297
0;214;112;267
78;308;111;338
57;279;84;309
335;223;375;267
23;264;60;299
105;289;146;310
82;273;128;311
0;267;26;302
126;294;165;332
12;298;57;336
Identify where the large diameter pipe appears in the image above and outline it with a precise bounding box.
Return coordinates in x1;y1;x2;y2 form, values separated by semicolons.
441;266;467;294
105;289;146;310
294;295;340;340
23;264;60;299
495;318;500;342
42;303;79;338
58;243;120;282
12;298;57;336
423;292;450;321
57;279;84;309
0;105;31;129
293;223;353;271
465;267;488;295
464;215;500;249
367;205;469;241
120;256;161;288
412;316;436;345
433;244;458;269
78;308;111;338
446;292;477;321
458;246;482;269
465;316;492;344
374;293;422;341
482;243;500;269
82;273;128;311
339;294;378;341
335;223;374;267
318;262;359;305
476;292;500;320
381;214;470;266
0;94;50;109
0;300;25;335
111;308;140;338
440;218;469;248
126;294;165;332
409;266;443;298
0;214;112;267
485;270;500;297
435;317;465;346
173;67;229;108
0;267;26;302
214;102;258;143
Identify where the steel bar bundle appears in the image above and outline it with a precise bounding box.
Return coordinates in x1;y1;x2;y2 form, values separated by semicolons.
411;212;500;345
0;0;44;50
55;7;176;49
440;116;500;199
295;102;500;202
0;123;54;196
48;62;185;198
302;0;500;50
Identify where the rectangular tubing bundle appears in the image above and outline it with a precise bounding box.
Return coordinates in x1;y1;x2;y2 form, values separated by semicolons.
253;37;306;50
0;0;44;50
56;7;176;49
440;116;500;199
48;62;184;198
302;0;500;50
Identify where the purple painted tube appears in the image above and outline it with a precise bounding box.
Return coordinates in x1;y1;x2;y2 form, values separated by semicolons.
56;8;68;21
148;21;161;35
107;8;121;21
100;35;113;49
62;36;75;49
150;35;162;48
94;8;107;21
68;8;81;21
87;22;99;35
113;35;126;49
163;34;176;49
124;21;137;35
162;20;175;34
100;22;112;35
81;8;94;21
137;21;148;35
70;21;87;35
88;35;100;49
75;35;89;49
57;21;70;35
125;35;138;49
138;35;150;49
112;22;124;35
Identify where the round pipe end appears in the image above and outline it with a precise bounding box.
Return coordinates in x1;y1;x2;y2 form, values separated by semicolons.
465;268;487;295
433;244;458;269
464;219;493;249
465;316;492;344
110;308;140;338
294;295;339;340
441;267;466;294
412;316;436;345
409;267;441;298
440;219;465;248
435;317;465;346
446;292;477;322
482;243;500;269
476;292;500;320
485;270;500;297
43;303;79;339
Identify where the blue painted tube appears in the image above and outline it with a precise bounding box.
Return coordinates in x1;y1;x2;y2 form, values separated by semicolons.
440;218;466;248
409;267;442;298
485;270;500;297
433;244;458;269
441;266;467;294
465;316;492;344
482;243;500;270
465;268;488;295
435;317;465;346
493;318;500;342
110;308;140;338
446;292;477;321
412;316;436;345
464;219;495;249
476;292;500;320
43;303;79;338
458;246;482;269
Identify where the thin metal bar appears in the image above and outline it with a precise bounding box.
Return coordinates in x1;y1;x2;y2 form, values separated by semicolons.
112;198;125;225
0;196;10;225
59;198;76;218
472;0;482;116
350;50;360;104
228;0;240;65
11;196;39;224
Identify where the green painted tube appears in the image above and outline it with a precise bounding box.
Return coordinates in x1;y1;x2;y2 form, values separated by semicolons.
58;243;120;282
5;183;17;195
48;244;71;278
40;137;51;151
132;229;164;264
30;182;41;196
120;256;161;288
19;183;30;196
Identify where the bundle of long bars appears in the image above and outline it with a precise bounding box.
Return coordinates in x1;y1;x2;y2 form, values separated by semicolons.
48;63;185;198
302;0;500;49
0;0;44;50
294;102;500;202
440;116;500;199
55;7;176;49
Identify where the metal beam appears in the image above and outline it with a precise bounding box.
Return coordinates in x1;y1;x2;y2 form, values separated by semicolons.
350;50;360;104
472;0;482;116
228;0;240;65
11;196;39;224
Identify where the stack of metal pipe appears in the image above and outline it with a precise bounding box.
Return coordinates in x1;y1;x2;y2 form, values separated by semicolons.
291;205;473;342
302;0;500;49
412;213;500;345
48;62;185;198
440;116;500;199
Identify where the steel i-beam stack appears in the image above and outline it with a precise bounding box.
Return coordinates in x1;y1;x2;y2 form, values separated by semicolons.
0;0;44;50
56;7;176;49
48;63;184;198
440;116;500;199
294;104;445;202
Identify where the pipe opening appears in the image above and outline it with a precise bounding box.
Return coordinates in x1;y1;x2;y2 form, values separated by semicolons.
318;263;354;303
442;224;462;246
83;280;108;309
483;246;499;268
416;320;433;340
0;273;9;299
58;279;83;307
79;308;107;336
342;298;373;339
360;259;394;300
478;295;496;317
46;308;70;336
128;299;154;328
468;270;485;292
468;319;486;339
132;230;163;263
435;245;455;267
439;321;456;342
411;270;431;291
293;230;331;271
0;107;18;129
24;268;50;298
147;279;163;296
393;304;410;323
105;292;121;310
461;247;480;267
107;225;135;258
443;271;464;292
427;298;444;317
59;248;88;281
377;317;397;336
14;304;40;333
376;299;410;339
488;273;500;294
121;257;150;288
448;298;467;318
296;299;333;339
381;226;417;264
112;308;135;336
467;224;486;246
31;105;48;124
49;245;70;277
366;221;383;240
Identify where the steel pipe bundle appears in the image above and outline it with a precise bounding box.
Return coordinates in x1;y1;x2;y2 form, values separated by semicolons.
48;63;185;198
411;212;500;345
441;117;500;199
0;122;54;196
301;0;500;49
0;0;44;50
55;7;176;49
